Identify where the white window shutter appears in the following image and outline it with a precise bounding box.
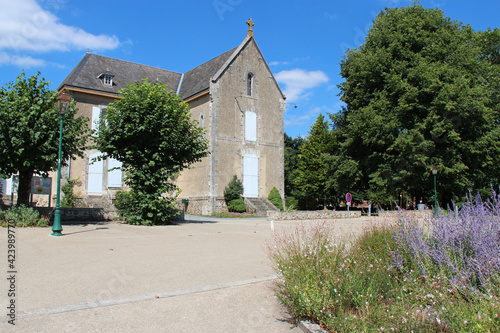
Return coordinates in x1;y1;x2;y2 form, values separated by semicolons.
92;107;101;133
107;158;122;188
245;111;257;141
243;154;258;198
88;152;103;194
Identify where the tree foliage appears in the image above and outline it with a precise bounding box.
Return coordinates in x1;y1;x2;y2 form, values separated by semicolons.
224;175;245;213
336;4;500;207
295;114;337;209
96;78;208;224
0;71;89;206
284;133;305;197
224;175;244;203
268;186;283;210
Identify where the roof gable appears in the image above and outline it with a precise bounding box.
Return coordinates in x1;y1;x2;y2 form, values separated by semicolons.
211;37;285;100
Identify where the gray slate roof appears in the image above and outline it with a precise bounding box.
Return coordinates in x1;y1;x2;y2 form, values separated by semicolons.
60;54;183;95
179;47;237;100
60;47;238;100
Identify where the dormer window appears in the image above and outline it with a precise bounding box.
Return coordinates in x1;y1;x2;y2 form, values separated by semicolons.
98;69;115;87
247;73;253;96
104;75;113;86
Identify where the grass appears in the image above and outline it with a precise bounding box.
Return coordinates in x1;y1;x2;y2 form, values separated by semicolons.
267;199;500;332
209;211;259;218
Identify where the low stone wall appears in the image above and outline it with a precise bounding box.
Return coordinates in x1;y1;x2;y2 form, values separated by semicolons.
179;196;227;216
268;210;362;221
377;210;433;219
35;207;107;222
35;207;184;222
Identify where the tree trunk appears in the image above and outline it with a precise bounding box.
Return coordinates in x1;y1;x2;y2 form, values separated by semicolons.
17;170;33;206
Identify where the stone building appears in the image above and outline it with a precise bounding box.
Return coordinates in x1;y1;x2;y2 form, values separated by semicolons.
56;23;285;215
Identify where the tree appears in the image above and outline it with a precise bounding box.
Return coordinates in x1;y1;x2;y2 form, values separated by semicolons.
336;4;500;207
0;72;89;206
268;186;283;210
295;114;337;209
224;175;244;203
224;175;246;213
284;133;305;197
96;78;208;224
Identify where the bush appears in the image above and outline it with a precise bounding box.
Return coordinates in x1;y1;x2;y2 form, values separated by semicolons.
61;177;81;208
227;198;246;213
285;196;299;210
114;190;133;212
0;205;49;227
268;187;283;210
224;175;243;203
113;190;178;225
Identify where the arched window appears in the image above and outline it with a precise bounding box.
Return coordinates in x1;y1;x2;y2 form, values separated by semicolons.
247;73;253;96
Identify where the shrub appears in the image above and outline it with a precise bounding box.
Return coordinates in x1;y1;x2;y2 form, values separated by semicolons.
114;190;133;212
284;196;299;210
0;205;49;227
393;192;500;293
268;187;283;210
224;175;243;203
113;190;178;225
227;197;246;213
61;177;81;208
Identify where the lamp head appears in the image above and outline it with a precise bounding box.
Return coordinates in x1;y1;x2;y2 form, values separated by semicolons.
57;90;71;115
431;165;438;175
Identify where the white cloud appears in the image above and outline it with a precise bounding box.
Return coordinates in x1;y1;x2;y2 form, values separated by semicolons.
269;60;290;66
275;69;329;102
0;0;120;53
0;51;46;67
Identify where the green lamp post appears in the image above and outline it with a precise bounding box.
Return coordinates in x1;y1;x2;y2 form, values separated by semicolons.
52;90;71;236
432;165;438;216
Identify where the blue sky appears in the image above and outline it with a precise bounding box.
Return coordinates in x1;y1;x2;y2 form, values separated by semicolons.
1;0;499;138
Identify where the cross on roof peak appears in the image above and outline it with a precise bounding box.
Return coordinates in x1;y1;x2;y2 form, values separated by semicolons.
246;18;254;37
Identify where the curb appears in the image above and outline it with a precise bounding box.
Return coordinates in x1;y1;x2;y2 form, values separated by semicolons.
298;320;328;333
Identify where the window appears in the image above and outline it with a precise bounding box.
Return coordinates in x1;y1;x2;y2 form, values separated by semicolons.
98;69;115;87
104;75;113;86
247;73;253;96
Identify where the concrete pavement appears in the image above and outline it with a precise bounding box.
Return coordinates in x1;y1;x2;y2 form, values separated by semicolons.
1;215;378;332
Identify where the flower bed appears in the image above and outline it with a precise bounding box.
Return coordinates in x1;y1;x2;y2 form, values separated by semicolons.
267;193;500;332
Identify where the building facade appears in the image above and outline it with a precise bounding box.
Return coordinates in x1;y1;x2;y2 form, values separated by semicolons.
56;32;285;215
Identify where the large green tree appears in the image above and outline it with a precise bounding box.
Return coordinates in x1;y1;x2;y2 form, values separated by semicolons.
295;114;337;209
336;4;500;207
0;72;89;206
96;78;208;224
284;133;305;197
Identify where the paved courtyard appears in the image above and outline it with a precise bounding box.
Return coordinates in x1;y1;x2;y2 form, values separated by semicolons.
1;215;378;332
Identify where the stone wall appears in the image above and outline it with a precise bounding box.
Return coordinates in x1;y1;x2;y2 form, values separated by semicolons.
180;196;227;216
35;207;184;223
377;210;433;219
35;207;107;222
268;210;362;221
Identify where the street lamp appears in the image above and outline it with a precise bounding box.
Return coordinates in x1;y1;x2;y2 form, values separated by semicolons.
431;165;438;215
52;90;71;236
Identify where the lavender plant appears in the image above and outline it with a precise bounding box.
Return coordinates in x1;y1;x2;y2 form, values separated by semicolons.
393;191;500;295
